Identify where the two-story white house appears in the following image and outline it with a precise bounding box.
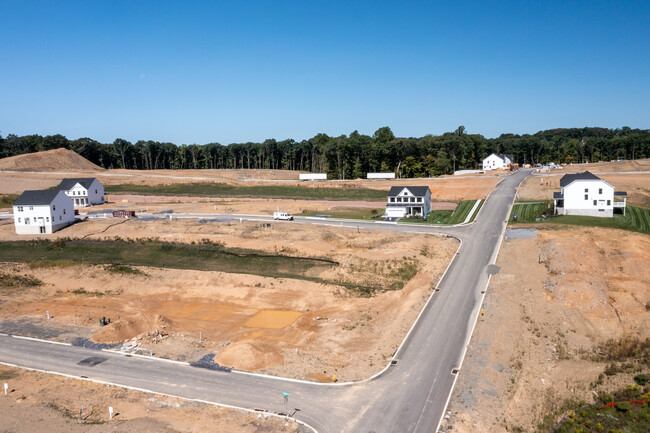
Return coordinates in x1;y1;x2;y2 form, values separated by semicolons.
13;190;75;234
56;178;105;207
553;171;627;218
385;186;432;218
482;153;514;170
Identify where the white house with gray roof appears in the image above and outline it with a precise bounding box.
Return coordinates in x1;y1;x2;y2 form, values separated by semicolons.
13;190;75;234
553;171;627;218
482;153;514;170
56;178;104;207
385;186;431;218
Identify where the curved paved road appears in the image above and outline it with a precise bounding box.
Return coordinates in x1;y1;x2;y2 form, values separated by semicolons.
0;169;531;432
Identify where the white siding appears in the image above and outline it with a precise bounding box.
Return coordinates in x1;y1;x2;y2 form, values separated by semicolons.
482;154;508;170
562;180;614;217
63;179;104;206
299;173;327;181
13;191;74;234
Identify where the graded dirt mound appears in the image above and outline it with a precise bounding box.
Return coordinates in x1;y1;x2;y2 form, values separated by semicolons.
0;148;103;171
91;313;175;344
214;340;284;371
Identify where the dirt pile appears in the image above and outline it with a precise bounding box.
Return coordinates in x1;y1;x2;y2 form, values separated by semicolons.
92;313;176;344
0;148;102;172
215;340;284;371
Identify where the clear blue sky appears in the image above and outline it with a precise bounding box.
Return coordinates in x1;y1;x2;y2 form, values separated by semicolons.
1;1;649;144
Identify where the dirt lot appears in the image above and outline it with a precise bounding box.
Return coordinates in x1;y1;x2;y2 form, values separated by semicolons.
444;227;650;432
0;365;300;433
0;218;457;382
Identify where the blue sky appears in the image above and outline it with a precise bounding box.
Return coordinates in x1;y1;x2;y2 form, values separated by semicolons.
1;1;649;144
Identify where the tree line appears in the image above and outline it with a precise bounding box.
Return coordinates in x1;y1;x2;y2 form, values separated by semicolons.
1;126;648;178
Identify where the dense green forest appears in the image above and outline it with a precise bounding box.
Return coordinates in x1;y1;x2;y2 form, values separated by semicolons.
1;126;649;179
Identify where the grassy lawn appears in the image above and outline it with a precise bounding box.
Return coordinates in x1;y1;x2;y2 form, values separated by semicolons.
300;208;382;220
404;200;479;225
0;194;19;208
0;238;336;281
509;201;554;223
105;183;387;201
510;202;650;235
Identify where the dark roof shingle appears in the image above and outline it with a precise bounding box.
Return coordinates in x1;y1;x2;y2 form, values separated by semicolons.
559;171;602;188
13;190;62;206
56;178;97;191
387;186;431;197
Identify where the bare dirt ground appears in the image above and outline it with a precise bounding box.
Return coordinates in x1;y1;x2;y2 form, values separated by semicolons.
444;227;650;432
548;158;650;174
0;365;300;433
0;148;103;171
0;219;457;383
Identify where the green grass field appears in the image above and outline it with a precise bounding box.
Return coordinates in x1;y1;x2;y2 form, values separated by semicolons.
300;208;382;220
105;183;387;201
404;200;480;225
509;201;553;223
0;238;337;281
0;194;19;209
510;202;650;235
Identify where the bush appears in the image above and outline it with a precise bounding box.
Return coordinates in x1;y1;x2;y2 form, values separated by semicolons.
634;373;648;386
615;401;631;412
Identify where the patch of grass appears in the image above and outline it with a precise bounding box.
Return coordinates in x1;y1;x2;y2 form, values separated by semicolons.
300;208;382;220
104;264;145;275
0;272;43;288
0;369;18;380
28;259;76;268
390;258;419;289
0;194;19;208
405;200;479;225
0;239;337;282
70;288;104;296
106;183;387;201
521;204;650;235
509;201;553;223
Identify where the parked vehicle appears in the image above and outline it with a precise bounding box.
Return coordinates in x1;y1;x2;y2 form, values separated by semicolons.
273;212;293;221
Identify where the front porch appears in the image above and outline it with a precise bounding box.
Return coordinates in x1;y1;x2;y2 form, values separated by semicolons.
614;191;627;216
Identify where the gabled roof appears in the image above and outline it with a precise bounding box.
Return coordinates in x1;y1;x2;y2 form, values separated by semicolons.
553;192;563;199
500;154;514;162
387;186;431;197
559;171;604;188
56;178;98;191
13;190;62;206
614;191;627;197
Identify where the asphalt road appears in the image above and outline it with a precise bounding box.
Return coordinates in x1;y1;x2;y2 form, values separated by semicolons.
0;169;531;433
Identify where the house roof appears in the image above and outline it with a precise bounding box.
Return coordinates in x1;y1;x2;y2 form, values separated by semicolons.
559;171;606;188
13;190;62;206
553;192;563;199
387;186;431;197
485;153;514;162
614;191;628;197
56;178;97;191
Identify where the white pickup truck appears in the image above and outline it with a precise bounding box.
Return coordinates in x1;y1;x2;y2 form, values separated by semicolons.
273;212;293;221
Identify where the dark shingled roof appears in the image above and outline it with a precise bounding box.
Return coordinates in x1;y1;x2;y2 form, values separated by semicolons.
387;186;431;197
559;171;602;188
13;190;62;206
553;192;563;199
498;154;514;162
614;191;628;197
56;178;97;191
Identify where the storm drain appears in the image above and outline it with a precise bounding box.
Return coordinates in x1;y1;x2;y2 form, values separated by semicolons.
390;359;399;366
451;368;460;375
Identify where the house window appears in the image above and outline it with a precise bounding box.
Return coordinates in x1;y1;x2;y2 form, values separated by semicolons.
17;206;23;212
63;209;66;214
584;188;588;193
29;206;33;210
410;197;415;203
584;194;588;200
95;189;97;194
599;188;602;194
17;218;21;223
25;218;30;224
593;200;597;206
607;200;611;206
46;217;49;222
417;197;422;202
53;205;56;211
390;197;395;203
59;216;62;220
